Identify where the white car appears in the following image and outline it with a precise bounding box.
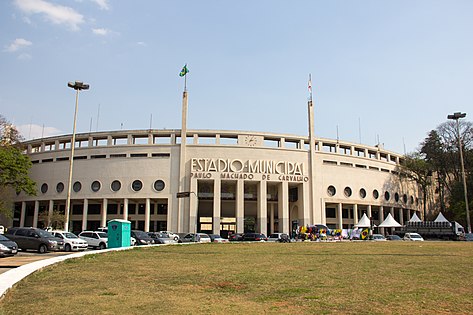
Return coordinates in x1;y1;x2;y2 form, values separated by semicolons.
158;231;180;241
372;234;387;241
267;233;290;242
50;231;88;252
78;231;108;249
403;232;424;241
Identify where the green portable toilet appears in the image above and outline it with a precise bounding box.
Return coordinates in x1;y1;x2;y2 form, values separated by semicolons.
107;219;131;248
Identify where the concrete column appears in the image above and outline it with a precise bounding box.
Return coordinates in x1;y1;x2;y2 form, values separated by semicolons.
82;199;88;231
123;198;128;221
301;182;311;226
101;198;108;227
48;200;54;227
257;180;267;236
145;198;150;232
20;202;26;227
189;178;198;234
353;204;358;226
278;181;289;234
390;207;394;216
400;208;404;225
367;205;372;221
379;206;385;235
236;180;244;233
337;203;343;229
33;200;39;228
213;178;221;234
269;204;275;234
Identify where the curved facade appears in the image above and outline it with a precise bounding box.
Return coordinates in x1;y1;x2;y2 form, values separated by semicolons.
12;129;422;236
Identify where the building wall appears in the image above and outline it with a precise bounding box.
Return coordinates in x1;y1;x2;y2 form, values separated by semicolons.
13;129;422;234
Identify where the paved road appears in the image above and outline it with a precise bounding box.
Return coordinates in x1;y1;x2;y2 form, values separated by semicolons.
0;251;72;275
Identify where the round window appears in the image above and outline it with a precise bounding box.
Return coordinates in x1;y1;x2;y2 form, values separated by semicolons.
384;191;390;201
373;190;379;199
359;188;366;199
403;194;408;203
344;187;352;197
73;181;82;192
91;181;101;192
154;180;165;192
132;180;143;192
327;185;336;196
56;182;64;193
410;196;415;204
394;193;399;202
41;183;48;194
111;180;121;192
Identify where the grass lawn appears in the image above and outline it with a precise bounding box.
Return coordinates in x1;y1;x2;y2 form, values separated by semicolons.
1;241;472;314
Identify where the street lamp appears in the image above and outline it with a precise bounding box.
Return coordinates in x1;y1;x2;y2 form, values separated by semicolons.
64;81;89;232
447;112;471;234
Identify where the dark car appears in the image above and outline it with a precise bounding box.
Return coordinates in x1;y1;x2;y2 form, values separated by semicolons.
5;227;64;253
0;234;18;257
243;233;267;242
131;230;155;245
228;233;244;242
386;235;402;241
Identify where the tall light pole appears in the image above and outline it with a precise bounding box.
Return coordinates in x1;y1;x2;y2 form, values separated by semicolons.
447;112;471;234
65;81;89;231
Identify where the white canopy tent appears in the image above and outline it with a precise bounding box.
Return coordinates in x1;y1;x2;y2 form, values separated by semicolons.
409;213;422;222
434;212;450;223
378;213;402;228
354;213;371;228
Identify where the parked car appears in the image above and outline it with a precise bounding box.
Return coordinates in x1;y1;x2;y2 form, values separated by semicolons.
78;231;108;249
0;225;5;234
158;231;180;241
0;234;18;257
131;230;155;245
386;235;402;241
372;234;387;241
50;231;88;252
208;234;229;243
267;233;290;242
5;227;64;253
179;233;211;243
243;233;267;242
228;233;244;242
465;233;473;242
147;232;177;245
403;232;424;241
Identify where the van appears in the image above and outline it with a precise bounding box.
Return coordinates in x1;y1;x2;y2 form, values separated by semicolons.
5;227;64;253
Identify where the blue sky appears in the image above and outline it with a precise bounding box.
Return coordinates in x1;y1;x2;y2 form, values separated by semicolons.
1;0;472;154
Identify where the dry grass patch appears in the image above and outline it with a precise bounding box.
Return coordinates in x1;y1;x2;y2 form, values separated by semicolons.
1;242;472;314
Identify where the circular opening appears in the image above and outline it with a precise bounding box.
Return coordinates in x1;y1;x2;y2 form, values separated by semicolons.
373;190;379;199
359;188;366;199
111;180;121;192
394;193;399;202
56;182;64;193
410;196;414;204
40;183;48;194
344;187;352;197
132;180;143;192
91;181;101;192
403;194;408;203
384;191;390;201
73;181;82;192
327;185;336;196
154;180;165;192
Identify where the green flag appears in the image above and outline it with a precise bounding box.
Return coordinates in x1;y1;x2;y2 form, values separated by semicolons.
179;64;189;77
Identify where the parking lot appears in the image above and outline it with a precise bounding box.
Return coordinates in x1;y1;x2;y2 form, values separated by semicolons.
0;251;72;275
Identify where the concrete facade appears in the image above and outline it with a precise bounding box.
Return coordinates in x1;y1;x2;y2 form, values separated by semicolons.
12;128;422;236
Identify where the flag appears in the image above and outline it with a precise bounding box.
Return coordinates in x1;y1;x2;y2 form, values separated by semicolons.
361;228;369;240
179;64;189;77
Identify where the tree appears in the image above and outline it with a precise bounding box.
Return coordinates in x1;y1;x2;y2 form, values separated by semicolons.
399;152;432;219
419;120;472;226
0;115;36;219
38;209;65;230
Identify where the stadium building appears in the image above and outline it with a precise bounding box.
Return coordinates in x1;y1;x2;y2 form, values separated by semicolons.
11;91;422;236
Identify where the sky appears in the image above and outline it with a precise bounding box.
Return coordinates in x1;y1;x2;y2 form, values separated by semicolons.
1;0;472;154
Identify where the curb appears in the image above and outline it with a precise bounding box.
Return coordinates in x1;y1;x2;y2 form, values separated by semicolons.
0;246;132;300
